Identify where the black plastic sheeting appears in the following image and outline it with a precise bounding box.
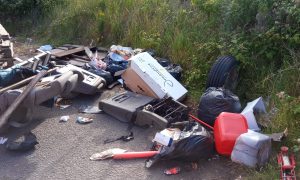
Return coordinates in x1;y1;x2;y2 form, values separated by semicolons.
6;132;38;152
157;58;183;81
197;87;241;127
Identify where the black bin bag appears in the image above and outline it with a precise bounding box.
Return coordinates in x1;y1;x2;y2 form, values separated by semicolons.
197;87;241;127
145;123;214;168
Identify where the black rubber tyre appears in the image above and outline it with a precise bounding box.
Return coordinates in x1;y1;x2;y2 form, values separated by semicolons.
206;56;239;91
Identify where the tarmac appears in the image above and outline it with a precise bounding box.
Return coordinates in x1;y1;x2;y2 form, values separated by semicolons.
0;87;249;180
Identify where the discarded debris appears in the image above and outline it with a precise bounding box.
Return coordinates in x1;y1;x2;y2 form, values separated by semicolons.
276;91;287;100
122;52;187;100
78;106;102;114
0;24;14;68
241;97;266;131
90;148;127;161
267;128;288;142
277;146;296;180
214;112;248;156
164;167;181;175
76;117;93;124
38;45;52;51
55;98;72;110
0;66;36;87
146;123;214;168
197;87;241;127
231;130;272;168
0;70;48;129
99;91;154;123
0;137;8;144
6;132;38;152
113;151;158;160
104;132;134;144
152;128;181;147
60;116;70;122
90;149;158;160
0;37;290;177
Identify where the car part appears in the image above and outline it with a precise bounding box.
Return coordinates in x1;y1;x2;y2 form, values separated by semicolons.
206;56;239;91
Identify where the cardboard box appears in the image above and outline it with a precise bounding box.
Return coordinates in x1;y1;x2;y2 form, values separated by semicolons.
123;52;187;100
122;68;160;98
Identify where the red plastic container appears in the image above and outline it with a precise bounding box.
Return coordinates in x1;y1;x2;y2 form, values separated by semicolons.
214;112;248;156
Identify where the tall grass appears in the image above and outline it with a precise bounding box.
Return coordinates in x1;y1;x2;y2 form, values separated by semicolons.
36;0;300;129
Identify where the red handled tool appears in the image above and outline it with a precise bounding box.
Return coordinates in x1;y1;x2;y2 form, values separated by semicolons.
113;151;158;159
277;146;296;180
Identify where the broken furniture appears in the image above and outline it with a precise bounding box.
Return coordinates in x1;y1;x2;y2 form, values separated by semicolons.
135;97;189;128
0;70;47;129
57;64;106;95
0;24;14;68
99;91;188;129
99;91;154;123
50;44;108;67
0;69;85;129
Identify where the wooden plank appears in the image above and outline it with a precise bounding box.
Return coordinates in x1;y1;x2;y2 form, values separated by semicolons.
49;48;65;55
69;60;86;67
84;47;93;60
52;46;84;58
11;52;46;67
42;53;51;66
0;70;48;128
71;54;90;61
62;44;83;48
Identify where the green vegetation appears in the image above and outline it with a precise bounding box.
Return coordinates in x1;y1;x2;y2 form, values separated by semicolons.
1;0;299;178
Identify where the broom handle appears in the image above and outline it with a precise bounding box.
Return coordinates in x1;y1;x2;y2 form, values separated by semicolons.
189;114;214;130
113;151;158;159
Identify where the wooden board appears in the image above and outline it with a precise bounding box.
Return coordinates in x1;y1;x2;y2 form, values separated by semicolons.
52;46;85;58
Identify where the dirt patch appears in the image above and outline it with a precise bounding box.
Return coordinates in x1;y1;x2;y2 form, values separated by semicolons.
13;40;39;60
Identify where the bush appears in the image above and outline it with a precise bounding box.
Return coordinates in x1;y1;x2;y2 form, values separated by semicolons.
0;0;62;17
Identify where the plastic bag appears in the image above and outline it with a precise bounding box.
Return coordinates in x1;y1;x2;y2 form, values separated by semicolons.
157;58;183;81
145;123;214;168
197;87;241;126
6;132;38;152
0;66;36;87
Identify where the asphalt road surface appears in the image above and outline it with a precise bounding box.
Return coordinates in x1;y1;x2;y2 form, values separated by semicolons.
0;88;248;180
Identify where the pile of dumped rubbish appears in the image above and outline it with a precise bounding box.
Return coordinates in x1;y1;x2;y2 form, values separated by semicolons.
0;24;296;178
